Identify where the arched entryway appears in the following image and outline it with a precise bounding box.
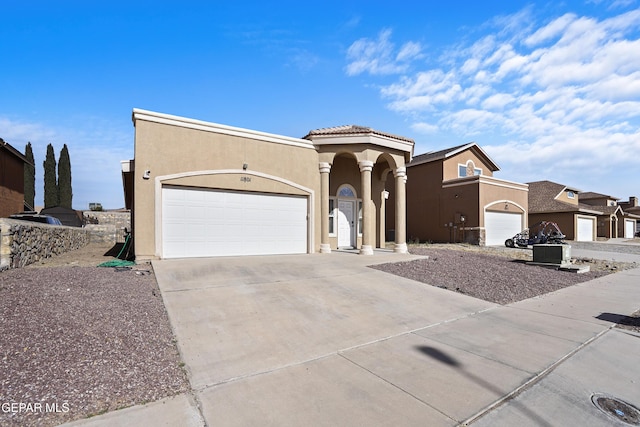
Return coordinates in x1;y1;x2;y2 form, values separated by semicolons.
305;125;413;255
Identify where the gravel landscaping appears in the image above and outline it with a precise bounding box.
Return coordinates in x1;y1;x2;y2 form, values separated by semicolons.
1;242;638;426
372;245;637;305
0;250;189;426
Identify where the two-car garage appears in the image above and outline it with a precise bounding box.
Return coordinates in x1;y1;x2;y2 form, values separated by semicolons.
161;186;308;258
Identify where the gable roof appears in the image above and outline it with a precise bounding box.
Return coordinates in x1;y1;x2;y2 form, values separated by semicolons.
527;180;603;215
0;138;31;164
303;125;415;144
408;142;500;171
579;191;619;201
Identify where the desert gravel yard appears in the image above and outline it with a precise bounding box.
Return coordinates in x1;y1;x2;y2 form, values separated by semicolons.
1;242;638;426
372;245;636;305
0;248;190;427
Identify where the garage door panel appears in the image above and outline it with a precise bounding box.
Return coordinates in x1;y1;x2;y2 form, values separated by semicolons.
162;187;307;258
485;211;523;246
625;220;635;238
577;217;595;241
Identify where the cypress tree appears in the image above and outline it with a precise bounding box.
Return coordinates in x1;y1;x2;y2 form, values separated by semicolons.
58;144;72;208
24;142;35;210
43;143;58;208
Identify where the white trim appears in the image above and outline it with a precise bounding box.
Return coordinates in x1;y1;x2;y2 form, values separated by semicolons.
443;175;529;191
133;109;315;150
337;183;358;199
409;142;500;170
483;199;527;214
309;133;414;154
120;159;133;173
154;169;315;258
457;160;483;178
328;197;337;237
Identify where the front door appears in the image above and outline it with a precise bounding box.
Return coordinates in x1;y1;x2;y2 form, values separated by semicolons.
337;200;355;248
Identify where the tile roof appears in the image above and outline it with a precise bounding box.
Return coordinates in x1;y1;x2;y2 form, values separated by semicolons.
303;125;414;143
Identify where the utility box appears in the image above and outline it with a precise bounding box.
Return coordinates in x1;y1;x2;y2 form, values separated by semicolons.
533;244;571;265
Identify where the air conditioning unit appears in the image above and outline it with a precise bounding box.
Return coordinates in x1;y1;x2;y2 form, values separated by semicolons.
533;244;571;264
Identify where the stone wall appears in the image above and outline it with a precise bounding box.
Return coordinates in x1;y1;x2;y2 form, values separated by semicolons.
0;219;90;270
84;224;117;245
83;211;130;243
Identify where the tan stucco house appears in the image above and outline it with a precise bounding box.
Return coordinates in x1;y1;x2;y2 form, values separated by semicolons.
527;181;603;241
389;143;529;246
122;109;413;260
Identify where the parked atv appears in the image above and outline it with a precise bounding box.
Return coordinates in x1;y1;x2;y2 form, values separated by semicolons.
505;221;566;248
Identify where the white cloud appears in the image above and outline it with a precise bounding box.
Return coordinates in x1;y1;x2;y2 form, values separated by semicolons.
525;13;577;46
345;29;422;76
411;122;438;134
346;6;640;194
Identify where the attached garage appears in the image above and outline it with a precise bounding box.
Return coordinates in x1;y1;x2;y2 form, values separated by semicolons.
576;216;596;241
162;186;308;258
485;211;523;246
625;219;636;238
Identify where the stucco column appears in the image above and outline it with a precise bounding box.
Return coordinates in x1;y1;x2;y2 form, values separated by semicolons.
359;160;374;255
394;167;408;254
380;189;390;249
319;162;332;253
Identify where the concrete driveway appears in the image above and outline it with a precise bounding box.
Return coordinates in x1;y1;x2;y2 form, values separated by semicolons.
142;252;640;427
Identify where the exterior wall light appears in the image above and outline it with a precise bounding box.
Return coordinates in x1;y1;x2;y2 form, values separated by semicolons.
143;170;151;180
243;163;248;170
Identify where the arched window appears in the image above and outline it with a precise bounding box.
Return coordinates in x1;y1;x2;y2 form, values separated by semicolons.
458;160;482;177
338;186;356;198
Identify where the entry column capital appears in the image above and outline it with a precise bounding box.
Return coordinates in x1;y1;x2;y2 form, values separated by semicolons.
394;167;406;178
318;162;332;174
358;160;374;172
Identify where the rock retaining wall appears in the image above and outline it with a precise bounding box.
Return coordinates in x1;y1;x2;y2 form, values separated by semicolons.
83;211;130;243
0;219;90;270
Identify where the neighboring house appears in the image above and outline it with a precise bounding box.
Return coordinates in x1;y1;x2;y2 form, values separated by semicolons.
122;109;414;260
390;142;529;246
0;138;31;218
527;181;603;241
618;197;640;235
39;206;84;227
580;193;639;238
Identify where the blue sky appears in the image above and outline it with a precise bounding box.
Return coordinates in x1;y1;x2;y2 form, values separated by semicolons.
1;1;638;209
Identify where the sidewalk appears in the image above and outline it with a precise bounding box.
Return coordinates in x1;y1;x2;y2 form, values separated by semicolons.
60;262;640;427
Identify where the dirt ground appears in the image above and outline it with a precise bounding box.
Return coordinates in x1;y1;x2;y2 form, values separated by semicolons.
24;242;135;269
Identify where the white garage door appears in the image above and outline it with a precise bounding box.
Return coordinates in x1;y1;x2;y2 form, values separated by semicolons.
485;211;523;246
162;186;308;258
577;217;595;241
625;219;636;238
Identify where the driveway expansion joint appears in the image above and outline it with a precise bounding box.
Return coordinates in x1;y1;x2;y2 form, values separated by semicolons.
459;327;613;426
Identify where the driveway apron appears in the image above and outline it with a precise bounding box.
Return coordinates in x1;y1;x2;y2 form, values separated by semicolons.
151;253;640;426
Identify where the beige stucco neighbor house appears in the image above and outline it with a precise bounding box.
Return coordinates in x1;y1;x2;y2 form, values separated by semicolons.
121;109;414;260
387;143;529;246
527;181;603;241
